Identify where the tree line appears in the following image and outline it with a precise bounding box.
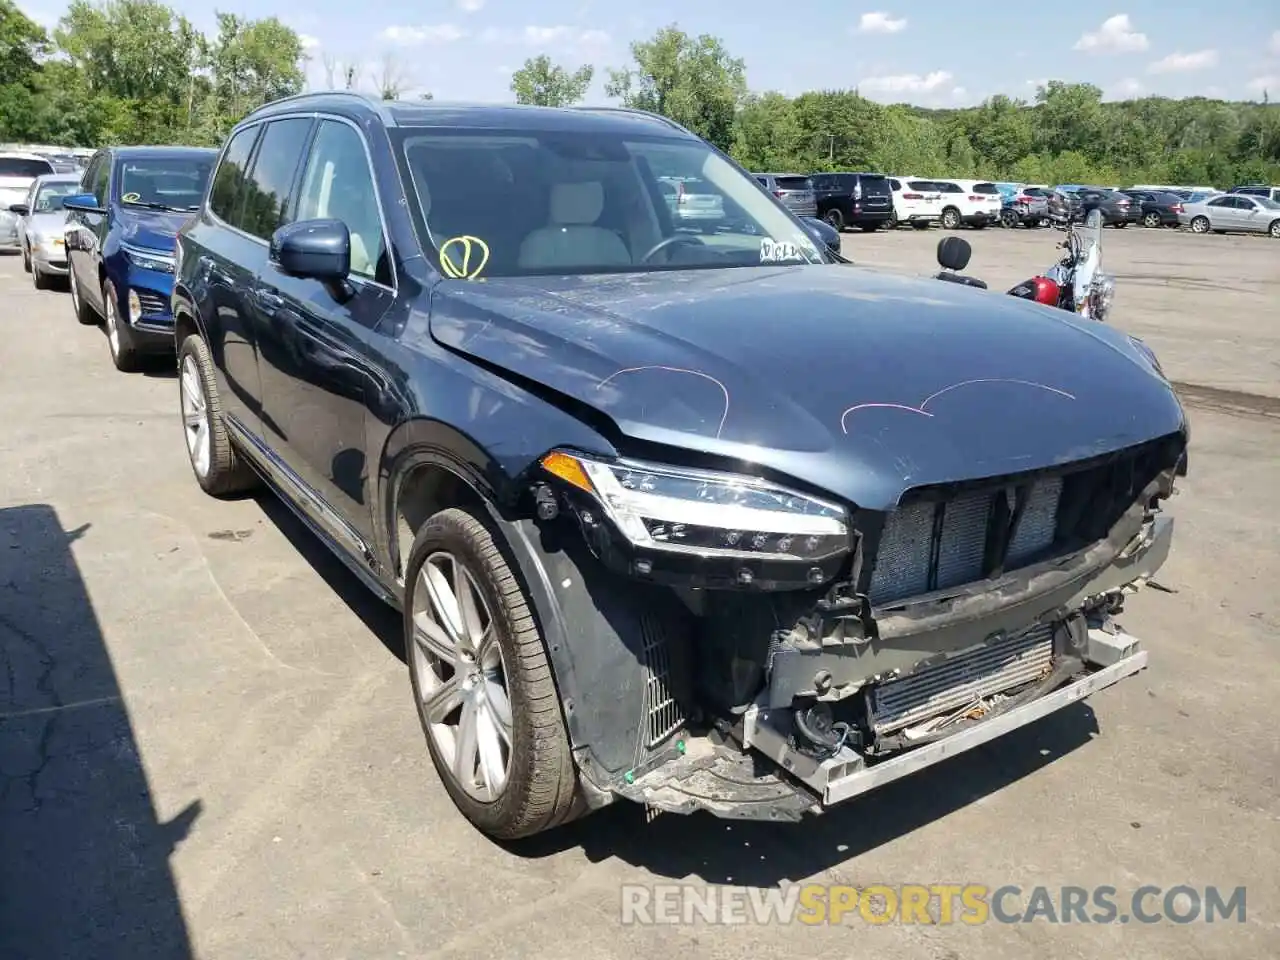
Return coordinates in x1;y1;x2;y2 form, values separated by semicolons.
4;2;1278;188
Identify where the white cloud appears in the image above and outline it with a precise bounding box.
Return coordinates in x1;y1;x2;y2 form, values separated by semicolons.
1074;15;1148;54
381;24;467;45
860;70;953;94
480;25;610;47
1270;30;1280;56
458;0;485;11
857;12;907;35
1247;75;1277;94
1147;49;1218;74
1109;77;1143;97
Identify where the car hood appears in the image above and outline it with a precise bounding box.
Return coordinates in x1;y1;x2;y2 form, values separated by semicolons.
429;265;1186;511
26;211;69;236
118;208;189;251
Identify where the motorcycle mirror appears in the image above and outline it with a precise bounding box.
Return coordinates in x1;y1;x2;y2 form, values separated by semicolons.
936;236;972;272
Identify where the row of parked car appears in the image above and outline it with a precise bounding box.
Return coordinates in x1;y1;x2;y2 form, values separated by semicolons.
744;170;1280;239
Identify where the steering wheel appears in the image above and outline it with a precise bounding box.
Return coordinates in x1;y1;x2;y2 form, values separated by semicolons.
640;234;705;264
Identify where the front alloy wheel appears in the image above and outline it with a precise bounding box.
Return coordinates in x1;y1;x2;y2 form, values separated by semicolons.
405;508;582;839
102;281;139;371
941;207;961;229
411;551;514;802
1190;216;1210;234
180;353;211;479
1143;212;1161;228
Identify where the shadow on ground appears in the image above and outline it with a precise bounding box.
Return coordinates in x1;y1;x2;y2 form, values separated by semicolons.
0;504;199;959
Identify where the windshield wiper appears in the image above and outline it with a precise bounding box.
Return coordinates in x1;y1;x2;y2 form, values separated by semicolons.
122;200;197;212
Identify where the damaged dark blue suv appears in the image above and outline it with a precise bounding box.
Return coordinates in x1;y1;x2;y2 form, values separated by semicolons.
173;92;1188;839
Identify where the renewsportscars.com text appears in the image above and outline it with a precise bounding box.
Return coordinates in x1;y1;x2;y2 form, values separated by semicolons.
619;883;1247;926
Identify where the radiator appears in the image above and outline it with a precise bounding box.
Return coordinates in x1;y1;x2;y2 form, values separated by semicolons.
869;622;1055;734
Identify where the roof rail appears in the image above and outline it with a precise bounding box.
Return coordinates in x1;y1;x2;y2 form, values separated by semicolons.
570;105;689;134
246;89;382;116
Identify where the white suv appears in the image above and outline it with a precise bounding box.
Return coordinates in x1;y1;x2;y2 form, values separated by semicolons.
932;179;1002;230
887;177;941;228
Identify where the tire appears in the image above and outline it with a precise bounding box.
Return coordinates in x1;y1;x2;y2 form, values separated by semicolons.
1000;209;1019;229
405;507;582;840
1190;216;1210;234
1143;212;1161;228
1269;220;1280;239
32;263;50;290
823;208;844;232
22;244;31;273
941;207;961;230
1114;222;1127;229
911;220;931;230
177;333;260;497
971;221;987;230
102;279;140;372
69;264;98;325
860;223;880;232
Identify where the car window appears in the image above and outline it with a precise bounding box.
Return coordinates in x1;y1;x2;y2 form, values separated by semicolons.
295;119;392;286
117;156;213;212
397;128;824;279
936;182;961;193
90;157;110;206
33;181;79;212
1256;195;1280;210
0;157;54;178
888;178;900;191
972;183;999;194
208;126;260;229
238;118;313;241
774;176;811;191
907;180;936;191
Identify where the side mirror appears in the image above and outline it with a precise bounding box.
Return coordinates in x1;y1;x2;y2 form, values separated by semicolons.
8;203;30;216
936;236;972;272
270;219;351;282
800;216;842;255
62;193;104;214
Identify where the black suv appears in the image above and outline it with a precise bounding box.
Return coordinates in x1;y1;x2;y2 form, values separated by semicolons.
173;93;1186;840
810;172;893;232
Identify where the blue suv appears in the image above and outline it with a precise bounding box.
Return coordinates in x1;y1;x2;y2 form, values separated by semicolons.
171;92;1185;840
63;146;216;371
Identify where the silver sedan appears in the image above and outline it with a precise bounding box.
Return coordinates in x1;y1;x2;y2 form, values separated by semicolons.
1180;193;1280;238
9;173;82;288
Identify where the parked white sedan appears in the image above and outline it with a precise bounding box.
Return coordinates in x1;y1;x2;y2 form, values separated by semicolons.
1181;194;1280;238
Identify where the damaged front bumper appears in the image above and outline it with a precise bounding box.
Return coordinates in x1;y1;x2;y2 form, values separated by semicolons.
612;514;1172;821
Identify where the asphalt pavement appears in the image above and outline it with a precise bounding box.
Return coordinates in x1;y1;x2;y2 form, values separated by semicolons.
1;227;1277;960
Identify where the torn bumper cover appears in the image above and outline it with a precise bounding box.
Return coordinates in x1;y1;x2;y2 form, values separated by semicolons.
613;513;1172;821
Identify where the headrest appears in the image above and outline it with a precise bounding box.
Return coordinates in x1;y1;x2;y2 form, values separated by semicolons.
550;181;604;225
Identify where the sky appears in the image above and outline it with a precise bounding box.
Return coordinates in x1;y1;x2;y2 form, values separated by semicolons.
16;0;1280;107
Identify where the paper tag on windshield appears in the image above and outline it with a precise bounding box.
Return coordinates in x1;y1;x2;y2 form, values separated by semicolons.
759;238;805;263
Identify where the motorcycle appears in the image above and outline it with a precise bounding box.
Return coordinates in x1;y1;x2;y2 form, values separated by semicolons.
934;208;1116;322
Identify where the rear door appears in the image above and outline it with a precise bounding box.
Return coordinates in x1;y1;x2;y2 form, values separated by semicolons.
773;175;813;211
254;116;397;550
972;182;1002;218
182;123;268;434
857;174;893;217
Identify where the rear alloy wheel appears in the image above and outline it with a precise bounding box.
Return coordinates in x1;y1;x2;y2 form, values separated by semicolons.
69;266;97;325
941;207;961;230
1000;209;1020;228
102;280;139;372
177;334;259;496
1143;212;1161;228
406;508;582;839
823;208;844;232
1269;220;1280;239
1190;216;1210;234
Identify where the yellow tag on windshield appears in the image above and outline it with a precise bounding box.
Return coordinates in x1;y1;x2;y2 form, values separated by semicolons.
440;235;490;280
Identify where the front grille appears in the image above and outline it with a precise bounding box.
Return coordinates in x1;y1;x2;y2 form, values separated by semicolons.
869;622;1055;733
134;290;168;317
869;477;1063;606
638;610;684;748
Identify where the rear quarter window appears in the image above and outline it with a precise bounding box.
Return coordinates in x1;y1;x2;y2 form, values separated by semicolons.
775;176;811;191
972;183;999;194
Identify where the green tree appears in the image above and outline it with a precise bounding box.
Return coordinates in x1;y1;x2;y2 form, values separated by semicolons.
0;0;47;86
510;54;593;107
605;25;746;151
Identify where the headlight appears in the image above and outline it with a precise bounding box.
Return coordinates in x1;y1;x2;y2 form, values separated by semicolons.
123;243;175;274
540;450;849;564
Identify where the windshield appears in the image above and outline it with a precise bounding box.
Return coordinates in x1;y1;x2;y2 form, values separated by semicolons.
34;181;80;212
117;157;213;211
394;128;824;278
